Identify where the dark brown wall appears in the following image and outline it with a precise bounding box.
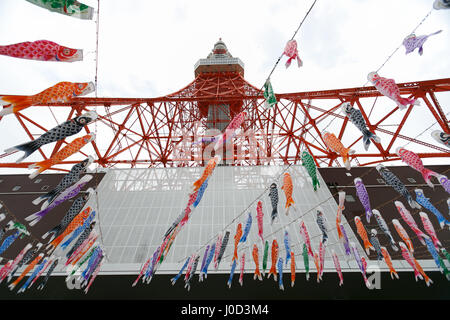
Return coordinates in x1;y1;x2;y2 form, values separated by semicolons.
0;173;104;260
318;165;450;261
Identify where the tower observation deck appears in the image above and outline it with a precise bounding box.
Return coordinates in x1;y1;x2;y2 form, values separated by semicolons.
194;38;245;77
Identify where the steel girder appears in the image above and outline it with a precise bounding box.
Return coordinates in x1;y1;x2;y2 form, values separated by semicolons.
0;73;449;172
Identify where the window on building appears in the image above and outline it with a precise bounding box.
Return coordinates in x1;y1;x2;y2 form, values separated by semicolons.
345;195;356;202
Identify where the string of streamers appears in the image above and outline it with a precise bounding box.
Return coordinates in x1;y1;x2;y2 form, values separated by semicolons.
240;5;434;172
300;236;450;269
298;194;450;262
176;7;450;258
317;231;450;264
92;0;108;262
0;198;107;257
0;0;106;292
218;166;450;268
181;161;376;264
188;159;449;268
177;163;293;263
374;9;433;76
94;0;100;99
220;193;336;262
316;9;434;145
237;0;318;146
273;167;450;262
0;199;107;293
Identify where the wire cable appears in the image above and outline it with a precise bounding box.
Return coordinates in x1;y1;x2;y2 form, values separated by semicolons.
308;9;435;161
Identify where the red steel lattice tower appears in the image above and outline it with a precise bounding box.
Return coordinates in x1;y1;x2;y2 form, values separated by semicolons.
0;39;449;172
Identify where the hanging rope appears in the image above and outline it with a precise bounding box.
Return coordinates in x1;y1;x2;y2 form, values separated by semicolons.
91;0;109;262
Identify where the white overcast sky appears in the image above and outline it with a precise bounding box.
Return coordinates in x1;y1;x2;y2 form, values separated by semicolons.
0;0;449;173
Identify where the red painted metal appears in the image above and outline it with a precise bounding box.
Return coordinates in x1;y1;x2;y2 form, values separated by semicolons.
0;73;449;171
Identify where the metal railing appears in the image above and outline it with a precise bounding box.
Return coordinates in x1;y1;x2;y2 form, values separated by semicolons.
194;57;245;70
